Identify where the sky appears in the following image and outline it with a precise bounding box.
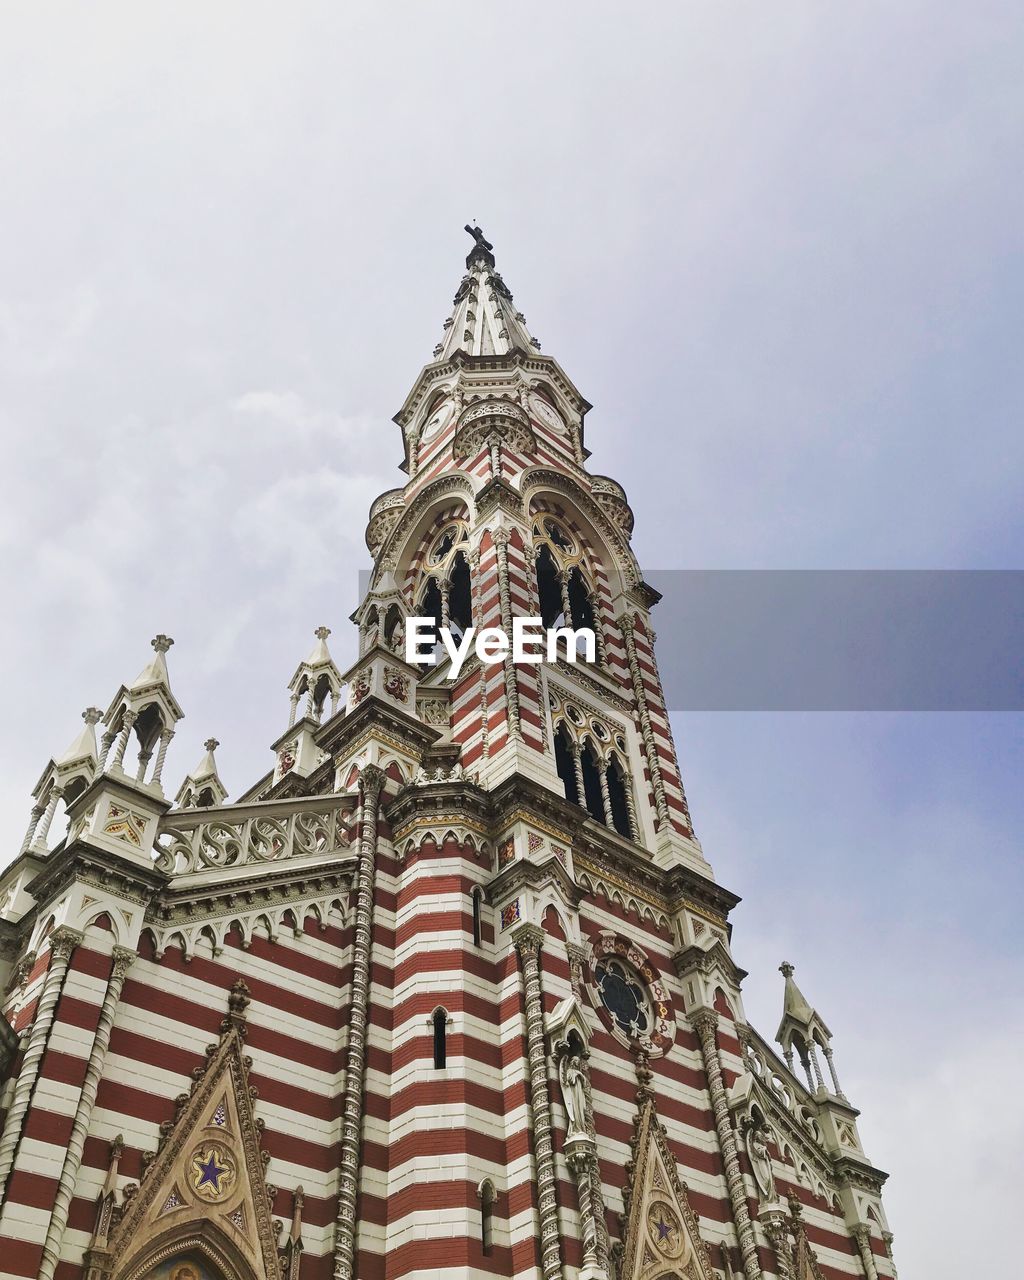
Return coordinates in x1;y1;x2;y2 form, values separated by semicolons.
2;5;1022;1275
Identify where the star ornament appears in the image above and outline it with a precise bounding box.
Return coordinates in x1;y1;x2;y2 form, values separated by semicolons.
191;1146;233;1198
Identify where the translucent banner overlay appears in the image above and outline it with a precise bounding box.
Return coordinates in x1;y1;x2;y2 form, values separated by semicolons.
356;570;1023;711
645;570;1022;711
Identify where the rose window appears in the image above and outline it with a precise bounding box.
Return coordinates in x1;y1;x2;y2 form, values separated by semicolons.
595;957;652;1039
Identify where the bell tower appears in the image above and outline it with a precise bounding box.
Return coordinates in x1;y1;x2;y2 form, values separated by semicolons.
358;223;705;875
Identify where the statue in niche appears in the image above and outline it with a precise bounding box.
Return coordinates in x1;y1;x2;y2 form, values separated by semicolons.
744;1115;776;1201
559;1047;590;1142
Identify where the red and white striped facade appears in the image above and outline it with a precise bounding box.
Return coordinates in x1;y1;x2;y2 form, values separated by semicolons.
0;232;895;1280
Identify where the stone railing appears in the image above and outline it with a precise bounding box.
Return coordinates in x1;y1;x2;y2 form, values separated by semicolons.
155;795;356;877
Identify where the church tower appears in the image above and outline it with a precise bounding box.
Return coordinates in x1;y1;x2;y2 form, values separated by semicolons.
0;231;895;1280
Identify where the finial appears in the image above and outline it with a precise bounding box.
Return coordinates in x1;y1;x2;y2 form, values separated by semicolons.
151;635;174;654
314;625;331;641
779;960;795;978
83;707;103;725
203;737;219;753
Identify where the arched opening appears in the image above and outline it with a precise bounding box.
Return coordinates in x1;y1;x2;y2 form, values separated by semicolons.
606;757;632;838
418;577;444;668
479;1180;495;1256
448;550;472;635
196;786;216;808
580;741;604;823
536;544;564;629
432;1008;448;1069
566;566;597;652
554;724;579;805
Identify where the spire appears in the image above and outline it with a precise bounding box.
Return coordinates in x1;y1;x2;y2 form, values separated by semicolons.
175;737;228;809
778;960;818;1030
431;226;542;362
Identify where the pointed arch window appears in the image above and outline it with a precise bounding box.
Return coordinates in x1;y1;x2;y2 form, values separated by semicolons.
531;516;603;663
417;520;474;668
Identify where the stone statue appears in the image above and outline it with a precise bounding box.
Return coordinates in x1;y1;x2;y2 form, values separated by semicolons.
744;1117;775;1201
559;1051;590;1141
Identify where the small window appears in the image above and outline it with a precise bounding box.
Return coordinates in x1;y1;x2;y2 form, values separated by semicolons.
480;1181;494;1255
432;1008;447;1069
472;889;483;947
554;724;579;805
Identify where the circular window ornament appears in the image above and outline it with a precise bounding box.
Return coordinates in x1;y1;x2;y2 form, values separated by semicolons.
189;1142;235;1202
589;934;675;1055
595;956;652;1039
565;703;584;726
647;1201;688;1262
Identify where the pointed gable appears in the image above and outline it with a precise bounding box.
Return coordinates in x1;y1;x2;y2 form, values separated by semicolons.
619;1096;716;1280
95;980;282;1280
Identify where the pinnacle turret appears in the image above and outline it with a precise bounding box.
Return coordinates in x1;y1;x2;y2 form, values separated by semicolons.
775;961;844;1098
175;737;228;809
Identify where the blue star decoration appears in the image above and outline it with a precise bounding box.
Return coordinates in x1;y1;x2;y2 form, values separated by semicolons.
655;1214;672;1241
196;1151;228;1192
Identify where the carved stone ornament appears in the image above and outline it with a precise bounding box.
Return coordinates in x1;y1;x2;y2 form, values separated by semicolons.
91;979;283;1280
619;1096;716;1280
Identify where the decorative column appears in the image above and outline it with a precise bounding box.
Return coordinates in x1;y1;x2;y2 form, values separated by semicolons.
110;710;136;771
151;728;174;788
882;1232;897;1279
96;729;115;773
689;1011;762;1280
823;1044;845;1098
586;588;607;665
807;1040;826;1093
0;926;82;1199
618;614;670;828
288;691;301;727
20;804;44;854
853;1225;880;1280
33;785;65;849
333;765;384;1280
513;925;563;1280
597;766;613;828
557;571;573;629
623;776;640;841
38;946;135;1280
491;529;522;739
571;743;586;809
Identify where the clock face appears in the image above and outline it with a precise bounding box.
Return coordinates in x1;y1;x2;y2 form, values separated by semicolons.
421;399;454;442
529;392;564;434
